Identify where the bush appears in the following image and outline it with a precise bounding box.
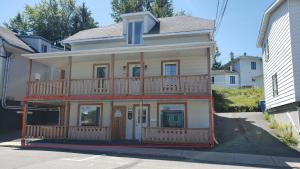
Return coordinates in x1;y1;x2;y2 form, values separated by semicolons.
264;112;271;122
269;117;279;129
276;124;299;146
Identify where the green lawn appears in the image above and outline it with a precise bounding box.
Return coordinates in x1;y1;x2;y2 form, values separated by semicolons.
213;87;264;112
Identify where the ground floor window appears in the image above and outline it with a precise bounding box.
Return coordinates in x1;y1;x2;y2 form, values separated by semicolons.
79;104;102;126
159;104;185;128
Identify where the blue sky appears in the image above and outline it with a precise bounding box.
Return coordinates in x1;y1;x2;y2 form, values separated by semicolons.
0;0;273;63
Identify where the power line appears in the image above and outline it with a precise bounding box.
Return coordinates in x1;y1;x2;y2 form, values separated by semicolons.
215;0;229;34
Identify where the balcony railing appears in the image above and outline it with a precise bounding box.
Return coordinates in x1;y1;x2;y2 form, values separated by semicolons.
27;75;209;97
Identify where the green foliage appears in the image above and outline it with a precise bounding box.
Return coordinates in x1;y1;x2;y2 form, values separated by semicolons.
276;124;299;147
111;0;177;23
213;87;264;112
263;111;271;122
4;0;98;44
174;10;188;16
269;117;279;129
212;47;222;70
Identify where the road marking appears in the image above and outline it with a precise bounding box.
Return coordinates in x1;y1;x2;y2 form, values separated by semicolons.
61;155;98;162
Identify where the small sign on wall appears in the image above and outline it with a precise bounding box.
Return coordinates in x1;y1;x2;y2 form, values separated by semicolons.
114;110;122;117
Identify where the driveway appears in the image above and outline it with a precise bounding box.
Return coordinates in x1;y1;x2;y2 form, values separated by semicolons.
213;112;300;157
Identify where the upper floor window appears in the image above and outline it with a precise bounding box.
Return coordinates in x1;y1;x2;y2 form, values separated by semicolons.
230;76;236;84
272;73;278;97
263;40;269;62
127;21;143;45
162;61;179;76
41;44;47;53
251;62;256;70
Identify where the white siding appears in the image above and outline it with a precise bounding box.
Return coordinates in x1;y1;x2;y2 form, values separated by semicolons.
238;58;263;87
289;0;300;101
263;0;296;109
212;73;239;88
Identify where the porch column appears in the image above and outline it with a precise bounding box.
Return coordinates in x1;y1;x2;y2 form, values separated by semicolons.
207;47;214;146
111;54;115;96
26;59;32;96
140;52;144;95
21;102;28;146
64;101;70;139
67;56;72;96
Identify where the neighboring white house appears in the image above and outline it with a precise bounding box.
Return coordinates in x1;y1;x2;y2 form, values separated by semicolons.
19;35;63;53
214;55;263;88
212;70;240;88
257;0;300;134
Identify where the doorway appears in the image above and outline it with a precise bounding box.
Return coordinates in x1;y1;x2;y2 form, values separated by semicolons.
111;106;126;141
134;105;149;141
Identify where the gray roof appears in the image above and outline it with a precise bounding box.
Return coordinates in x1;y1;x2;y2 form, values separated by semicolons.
212;70;239;75
64;16;215;42
0;26;34;53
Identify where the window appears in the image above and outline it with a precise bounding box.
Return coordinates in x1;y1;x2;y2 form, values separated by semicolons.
163;61;179;76
272;74;278;97
41;44;47;53
79;105;101;126
230;76;236;84
132;67;141;77
127;21;143;45
251;62;256;70
159;104;185;128
212;76;215;84
264;40;269;62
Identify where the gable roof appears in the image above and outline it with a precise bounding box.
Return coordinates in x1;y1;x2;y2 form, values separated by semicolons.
62;15;215;43
257;0;286;47
212;70;239;75
0;26;34;53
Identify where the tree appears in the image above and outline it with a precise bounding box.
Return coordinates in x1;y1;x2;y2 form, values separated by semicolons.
4;0;98;45
212;47;222;70
111;0;176;23
71;2;98;34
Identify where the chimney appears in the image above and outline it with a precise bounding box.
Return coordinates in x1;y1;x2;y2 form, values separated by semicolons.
243;52;247;56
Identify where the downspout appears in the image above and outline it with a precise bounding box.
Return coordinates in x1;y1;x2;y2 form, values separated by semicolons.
0;38;57;111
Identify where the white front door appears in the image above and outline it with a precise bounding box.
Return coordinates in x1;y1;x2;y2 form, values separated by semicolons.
135;106;148;141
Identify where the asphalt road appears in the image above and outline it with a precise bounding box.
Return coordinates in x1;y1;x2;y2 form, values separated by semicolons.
0;146;269;169
214;112;300;157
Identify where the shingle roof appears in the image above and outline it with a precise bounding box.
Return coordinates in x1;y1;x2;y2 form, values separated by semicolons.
212;70;239;75
0;26;34;53
63;16;215;42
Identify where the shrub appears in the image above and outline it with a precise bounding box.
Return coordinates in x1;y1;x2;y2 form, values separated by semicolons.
269;117;279;129
276;124;299;146
264;112;271;122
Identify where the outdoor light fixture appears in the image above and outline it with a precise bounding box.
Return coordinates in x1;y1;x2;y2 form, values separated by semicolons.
123;66;127;71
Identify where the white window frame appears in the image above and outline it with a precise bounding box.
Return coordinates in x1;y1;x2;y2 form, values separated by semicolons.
230;76;236;84
127;20;144;45
94;65;109;79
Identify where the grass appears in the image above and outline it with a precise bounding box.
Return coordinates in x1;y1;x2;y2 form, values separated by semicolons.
276;124;299;147
264;112;271;122
213;87;264;112
269;116;279;129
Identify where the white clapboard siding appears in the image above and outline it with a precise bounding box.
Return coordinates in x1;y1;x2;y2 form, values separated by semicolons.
263;0;296;109
289;0;300;101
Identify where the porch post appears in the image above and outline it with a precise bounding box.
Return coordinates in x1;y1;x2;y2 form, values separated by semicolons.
67;56;72;96
26;59;32;96
21;102;28;146
140;52;144;95
111;54;115;96
64;101;70;139
207;47;214;146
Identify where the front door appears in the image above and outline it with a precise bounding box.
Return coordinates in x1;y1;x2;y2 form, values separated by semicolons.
94;64;109;93
112;106;126;141
134;105;149;141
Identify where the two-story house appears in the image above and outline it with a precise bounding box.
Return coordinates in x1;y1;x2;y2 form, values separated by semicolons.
21;12;215;147
214;55;263;88
257;0;300;134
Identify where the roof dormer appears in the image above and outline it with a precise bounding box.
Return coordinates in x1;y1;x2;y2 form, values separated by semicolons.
121;11;159;45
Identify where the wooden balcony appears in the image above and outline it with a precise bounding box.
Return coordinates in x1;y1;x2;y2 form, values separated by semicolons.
27;75;209;97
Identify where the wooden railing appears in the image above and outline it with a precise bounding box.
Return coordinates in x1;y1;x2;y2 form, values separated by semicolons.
27;75;208;97
25;125;66;139
142;128;210;144
28;80;68;96
68;127;111;141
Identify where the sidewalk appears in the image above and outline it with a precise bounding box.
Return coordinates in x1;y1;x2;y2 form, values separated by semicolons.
1;141;300;168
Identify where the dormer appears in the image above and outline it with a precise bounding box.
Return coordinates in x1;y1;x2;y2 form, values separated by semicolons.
121;11;159;45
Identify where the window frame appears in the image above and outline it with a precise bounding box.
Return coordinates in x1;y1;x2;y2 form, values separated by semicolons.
127;20;144;45
161;60;180;76
157;103;187;129
230;76;236;84
77;103;103;127
41;44;48;53
93;63;110;79
251;61;257;70
272;73;278;97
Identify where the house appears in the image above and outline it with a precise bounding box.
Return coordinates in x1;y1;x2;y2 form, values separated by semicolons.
21;12;215;146
219;55;263;88
19;35;64;53
0;26;62;130
257;0;300;133
212;70;240;88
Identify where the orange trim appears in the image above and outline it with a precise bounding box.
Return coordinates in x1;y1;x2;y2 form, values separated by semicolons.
77;103;103;128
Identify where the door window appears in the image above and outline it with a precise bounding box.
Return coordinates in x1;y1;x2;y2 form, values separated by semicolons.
95;65;109;78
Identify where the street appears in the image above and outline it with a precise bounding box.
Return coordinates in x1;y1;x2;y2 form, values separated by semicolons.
0;146;269;169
